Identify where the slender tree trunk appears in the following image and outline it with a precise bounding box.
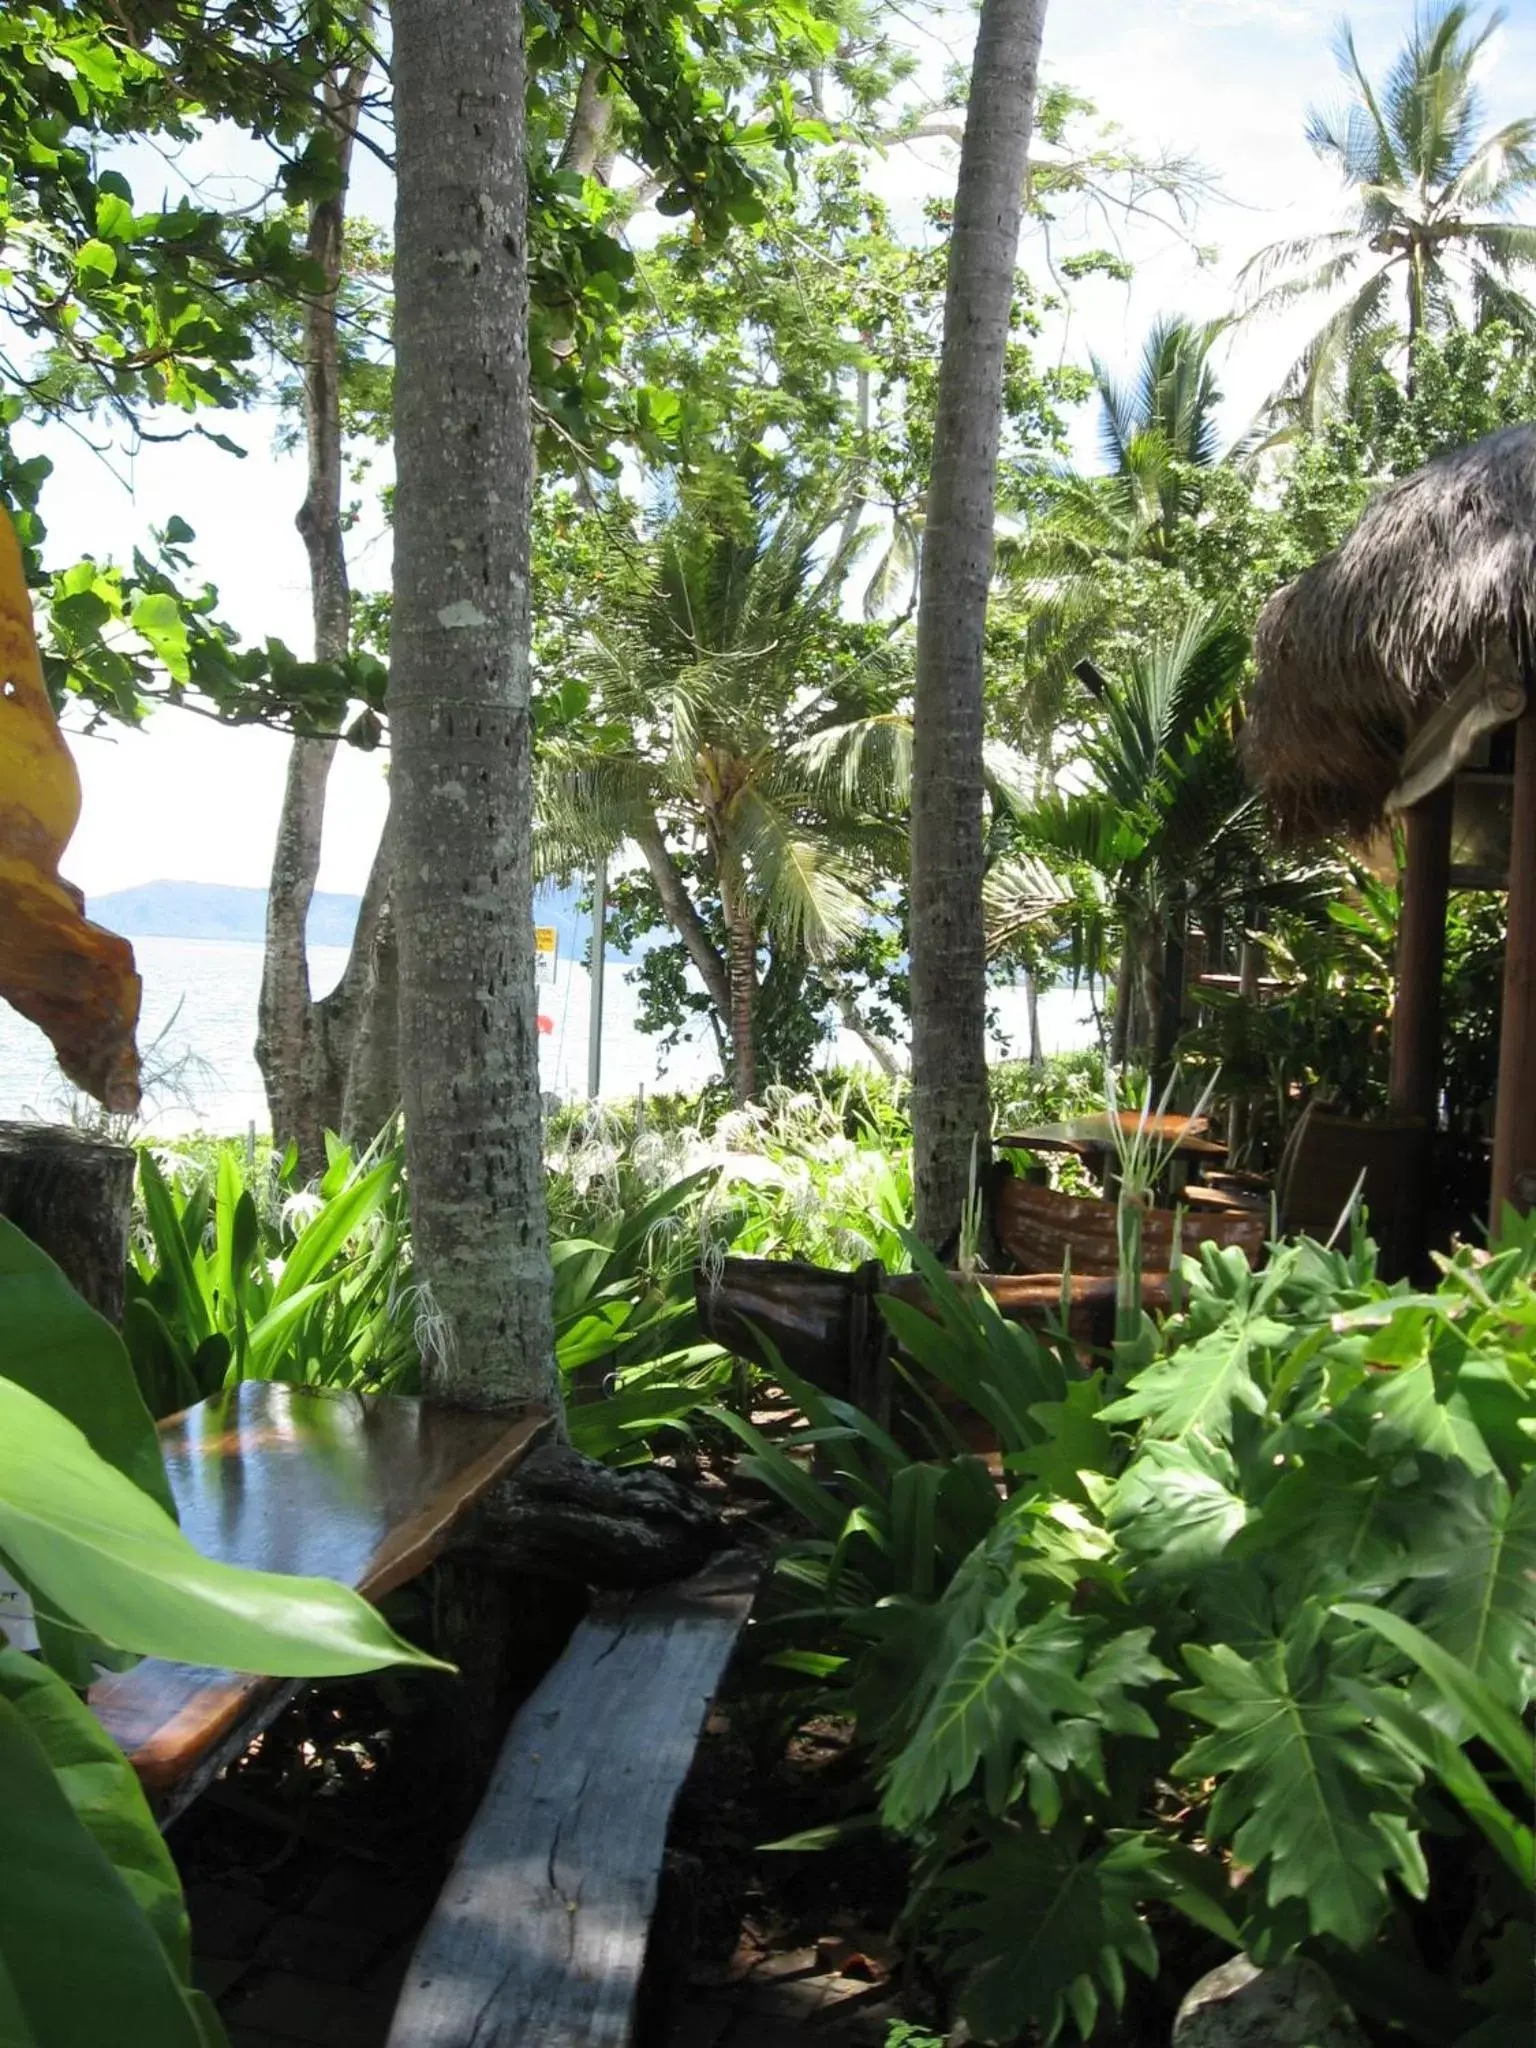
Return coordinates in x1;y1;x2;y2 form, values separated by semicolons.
722;892;758;1108
1111;939;1135;1067
908;0;1047;1245
631;809;734;1035
339;837;399;1144
559;60;613;177
1025;964;1043;1067
256;42;376;1175
391;0;556;1411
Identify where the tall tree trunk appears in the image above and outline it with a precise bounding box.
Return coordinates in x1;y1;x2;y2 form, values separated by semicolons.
559;60;613;177
631;810;733;1027
908;0;1047;1246
1110;938;1135;1067
1025;964;1043;1068
391;0;556;1411
256;41;376;1176
722;889;758;1108
339;843;399;1144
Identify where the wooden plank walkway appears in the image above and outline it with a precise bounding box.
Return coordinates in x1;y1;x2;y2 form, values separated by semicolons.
387;1552;759;2048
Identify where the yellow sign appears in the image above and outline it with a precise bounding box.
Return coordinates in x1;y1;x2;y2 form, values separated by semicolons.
534;925;558;984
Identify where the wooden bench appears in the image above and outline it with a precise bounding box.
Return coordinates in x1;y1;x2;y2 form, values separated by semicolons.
387;1551;759;2048
87;1380;551;1823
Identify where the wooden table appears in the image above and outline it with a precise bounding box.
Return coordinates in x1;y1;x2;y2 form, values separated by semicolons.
995;1111;1225;1196
88;1381;550;1823
995;1110;1225;1161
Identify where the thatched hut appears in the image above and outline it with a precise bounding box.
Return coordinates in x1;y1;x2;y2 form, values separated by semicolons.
1243;423;1536;1220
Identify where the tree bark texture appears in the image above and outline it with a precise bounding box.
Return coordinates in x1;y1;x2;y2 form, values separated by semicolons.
632;810;734;1034
720;869;758;1109
908;0;1048;1244
256;43;380;1175
0;1122;135;1324
391;0;557;1411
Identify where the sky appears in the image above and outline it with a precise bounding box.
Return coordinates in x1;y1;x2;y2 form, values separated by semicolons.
27;0;1536;899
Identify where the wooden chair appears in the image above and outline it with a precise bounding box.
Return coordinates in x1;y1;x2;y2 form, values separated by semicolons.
990;1174;1269;1277
1271;1102;1428;1274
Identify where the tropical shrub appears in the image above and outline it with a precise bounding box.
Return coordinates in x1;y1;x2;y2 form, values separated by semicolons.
124;1134;418;1417
0;1221;440;2048
730;1226;1536;2045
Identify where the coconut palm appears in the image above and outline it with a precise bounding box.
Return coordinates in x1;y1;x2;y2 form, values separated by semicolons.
1242;2;1536;423
1000;606;1303;1071
992;313;1230;774
538;490;908;1107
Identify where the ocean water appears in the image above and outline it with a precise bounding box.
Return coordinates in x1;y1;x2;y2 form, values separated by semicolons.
0;935;1098;1137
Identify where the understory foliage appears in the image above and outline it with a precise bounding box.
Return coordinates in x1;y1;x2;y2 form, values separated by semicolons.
730;1225;1536;2045
0;1220;436;2047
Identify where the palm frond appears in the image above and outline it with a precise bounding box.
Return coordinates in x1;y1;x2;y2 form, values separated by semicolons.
788;713;913;812
731;787;869;959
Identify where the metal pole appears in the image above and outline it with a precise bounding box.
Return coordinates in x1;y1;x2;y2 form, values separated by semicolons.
587;855;607;1100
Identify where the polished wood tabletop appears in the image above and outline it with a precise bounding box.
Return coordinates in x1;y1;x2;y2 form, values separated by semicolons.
89;1381;550;1800
995;1111;1226;1160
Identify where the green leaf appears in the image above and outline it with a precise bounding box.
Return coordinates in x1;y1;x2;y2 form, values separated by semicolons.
130;591;190;682
1108;1436;1248;1578
0;1694;207;2048
75;237;118;279
1174;1637;1425;1948
1102;1305;1280;1441
1339;1675;1533;1886
1007;1376;1113;1503
0;1377;446;1676
881;1604;1101;1830
0;1221;174;1517
944;1825;1160;2047
1335;1602;1534;1790
0;1650;190;1975
1398;1469;1536;1700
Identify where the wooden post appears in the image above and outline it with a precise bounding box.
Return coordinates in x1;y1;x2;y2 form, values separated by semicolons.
0;1122;135;1323
1492;702;1536;1220
1388;778;1454;1125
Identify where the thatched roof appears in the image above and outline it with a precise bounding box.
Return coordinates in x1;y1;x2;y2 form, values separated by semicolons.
1243;423;1536;840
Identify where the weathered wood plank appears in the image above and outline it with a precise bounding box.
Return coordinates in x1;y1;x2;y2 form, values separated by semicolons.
388;1552;759;2048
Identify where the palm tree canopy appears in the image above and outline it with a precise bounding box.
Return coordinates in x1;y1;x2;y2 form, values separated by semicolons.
1243;2;1536;424
537;485;906;963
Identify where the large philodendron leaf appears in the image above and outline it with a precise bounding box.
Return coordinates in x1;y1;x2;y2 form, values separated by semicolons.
1101;1293;1286;1442
1174;1636;1427;1949
1400;1468;1536;1703
881;1603;1102;1830
0;1220;173;1517
0;1693;209;2048
944;1824;1162;2047
0;1649;190;1976
0;1377;446;1676
1108;1435;1248;1580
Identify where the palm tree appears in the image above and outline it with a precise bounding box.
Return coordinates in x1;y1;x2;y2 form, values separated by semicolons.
1242;3;1536;421
538;490;906;1107
993;313;1229;764
1001;607;1285;1073
390;0;557;1408
909;0;1049;1247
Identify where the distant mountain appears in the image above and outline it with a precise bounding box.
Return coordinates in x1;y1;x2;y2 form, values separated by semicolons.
90;877;596;955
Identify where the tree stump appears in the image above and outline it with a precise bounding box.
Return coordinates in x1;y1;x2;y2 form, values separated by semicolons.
0;1121;135;1323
